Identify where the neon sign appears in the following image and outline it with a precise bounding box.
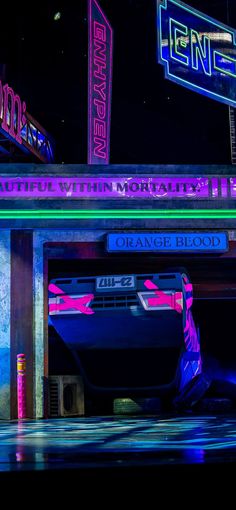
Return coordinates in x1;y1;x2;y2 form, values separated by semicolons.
0;176;211;198
88;0;113;164
0;81;26;145
0;79;54;163
157;0;236;107
107;232;229;253
0;175;234;199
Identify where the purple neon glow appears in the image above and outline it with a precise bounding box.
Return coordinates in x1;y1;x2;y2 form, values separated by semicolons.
229;178;236;197
211;178;219;198
221;178;228;198
0;176;210;198
88;0;113;164
49;283;94;315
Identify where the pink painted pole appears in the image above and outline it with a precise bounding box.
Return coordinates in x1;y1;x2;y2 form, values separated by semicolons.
17;354;26;419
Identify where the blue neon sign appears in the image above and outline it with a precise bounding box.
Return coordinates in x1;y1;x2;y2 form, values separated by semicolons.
107;232;228;253
157;0;236;107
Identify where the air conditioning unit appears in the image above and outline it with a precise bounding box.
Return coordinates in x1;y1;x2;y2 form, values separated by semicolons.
49;375;85;417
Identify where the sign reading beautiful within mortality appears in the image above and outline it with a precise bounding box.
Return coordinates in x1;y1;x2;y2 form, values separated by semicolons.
0;176;211;198
88;0;113;164
0;175;236;198
157;0;236;107
107;232;229;253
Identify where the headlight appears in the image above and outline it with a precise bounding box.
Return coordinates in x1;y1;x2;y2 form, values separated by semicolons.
137;291;183;313
49;294;94;315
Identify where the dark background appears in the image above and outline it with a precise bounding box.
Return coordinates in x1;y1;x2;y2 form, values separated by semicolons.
1;0;236;164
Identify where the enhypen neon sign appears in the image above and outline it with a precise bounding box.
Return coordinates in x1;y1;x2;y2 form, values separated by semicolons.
157;0;236;107
88;0;113;164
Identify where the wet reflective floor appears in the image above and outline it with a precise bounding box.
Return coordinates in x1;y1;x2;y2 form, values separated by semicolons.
1;414;236;468
1;414;236;498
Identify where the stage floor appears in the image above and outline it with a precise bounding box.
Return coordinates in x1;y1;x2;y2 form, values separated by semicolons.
1;413;236;469
1;414;236;498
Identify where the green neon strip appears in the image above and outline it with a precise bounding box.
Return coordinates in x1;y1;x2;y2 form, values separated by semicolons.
1;209;236;219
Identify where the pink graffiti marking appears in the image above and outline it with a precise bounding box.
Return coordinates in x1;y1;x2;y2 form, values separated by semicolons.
183;279;193;310
49;283;94;315
144;279;183;313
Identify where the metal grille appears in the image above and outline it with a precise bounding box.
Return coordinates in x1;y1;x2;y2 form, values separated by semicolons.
48;376;84;417
49;379;59;417
92;294;139;310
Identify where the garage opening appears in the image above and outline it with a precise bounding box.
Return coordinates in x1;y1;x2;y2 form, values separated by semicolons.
47;246;236;416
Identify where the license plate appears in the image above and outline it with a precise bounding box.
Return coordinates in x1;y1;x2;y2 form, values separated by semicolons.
96;275;136;291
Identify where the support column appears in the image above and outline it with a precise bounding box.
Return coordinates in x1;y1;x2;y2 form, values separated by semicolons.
0;231;11;420
33;232;47;418
11;231;33;419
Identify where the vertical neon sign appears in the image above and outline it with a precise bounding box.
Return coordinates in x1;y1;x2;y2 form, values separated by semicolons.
88;0;113;165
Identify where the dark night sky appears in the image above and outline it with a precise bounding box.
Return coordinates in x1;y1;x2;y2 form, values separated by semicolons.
0;0;236;164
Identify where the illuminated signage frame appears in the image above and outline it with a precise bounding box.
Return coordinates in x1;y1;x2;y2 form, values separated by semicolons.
157;0;236;107
0;175;235;199
0;174;235;219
